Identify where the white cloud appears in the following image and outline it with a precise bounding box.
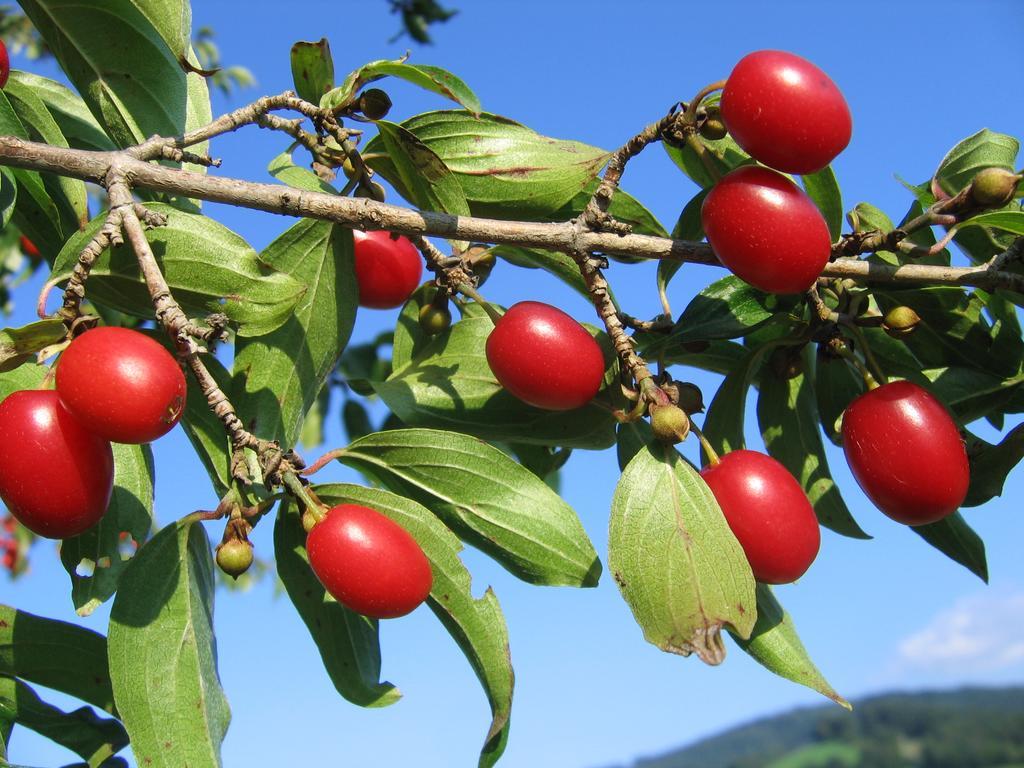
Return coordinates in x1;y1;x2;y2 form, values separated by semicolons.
897;590;1024;672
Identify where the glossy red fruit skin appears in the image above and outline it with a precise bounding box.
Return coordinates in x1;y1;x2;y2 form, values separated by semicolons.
841;380;968;526
18;236;40;259
56;327;186;444
485;301;606;411
352;230;423;309
306;504;433;619
0;40;8;89
700;450;820;584
0;390;114;538
720;50;852;175
701;164;831;295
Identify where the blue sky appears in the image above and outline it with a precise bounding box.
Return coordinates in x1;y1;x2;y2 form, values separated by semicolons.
4;1;1024;766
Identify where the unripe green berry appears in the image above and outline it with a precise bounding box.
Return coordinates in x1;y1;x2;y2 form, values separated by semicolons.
355;181;386;201
882;305;921;338
216;539;254;579
699;117;728;141
341;156;357;179
419;302;452;335
358;89;392;121
969;167;1021;207
649;402;691;444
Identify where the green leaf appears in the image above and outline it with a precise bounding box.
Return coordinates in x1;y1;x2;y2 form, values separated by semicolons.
615;419;653;472
290;38;335;105
921;366;1024;425
815;353;863;446
178;352;233;495
640;338;747;375
3;74;89;228
757;350;870;539
0;318;66;372
958;210;1024;236
274;499;400;708
60;444;155;616
181;47;213;185
322;59;480;115
609;443;756;665
0;91;66;259
373;120;471;218
875;287;1014;378
490;245;589;298
267;150;338;195
52;204;306;338
668;276;782;344
0;169;16;229
364;111;610;219
0;605;115;714
336;428;601;587
376;315;617;449
700;345;772;464
108;519;230;768
7;71;115;152
802;166;843;241
314;484;514;767
933;129;1019;197
233;220;356;446
911;512;988;582
964;424;1024;507
663;134;749;189
20;0;189;147
128;0;191;58
730;584;849;709
0;676;129;766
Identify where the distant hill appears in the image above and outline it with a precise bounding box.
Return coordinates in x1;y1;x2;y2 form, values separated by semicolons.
609;686;1024;768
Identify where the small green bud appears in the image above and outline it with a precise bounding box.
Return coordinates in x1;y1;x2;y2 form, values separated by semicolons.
882;305;921;338
419;302;452;335
969;167;1021;207
216;539;254;579
341;156;357;179
650;403;691;445
358;88;392;121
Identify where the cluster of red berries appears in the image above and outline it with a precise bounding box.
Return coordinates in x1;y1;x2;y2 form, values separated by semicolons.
701;50;852;295
0;327;186;539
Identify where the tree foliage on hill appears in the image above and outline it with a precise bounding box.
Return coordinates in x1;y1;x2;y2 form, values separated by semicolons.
631;687;1024;768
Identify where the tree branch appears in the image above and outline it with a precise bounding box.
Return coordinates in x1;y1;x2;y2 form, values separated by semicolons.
0;135;1021;293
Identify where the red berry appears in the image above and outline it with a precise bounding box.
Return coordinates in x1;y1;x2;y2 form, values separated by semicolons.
720;50;852;174
700;450;820;584
18;235;39;259
0;390;114;538
485;301;606;411
841;380;968;526
352;230;423;309
306;504;433;619
701;165;831;294
0;40;9;89
56;327;186;444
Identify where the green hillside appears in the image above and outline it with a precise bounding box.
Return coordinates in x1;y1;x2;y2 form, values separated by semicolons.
612;687;1024;768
